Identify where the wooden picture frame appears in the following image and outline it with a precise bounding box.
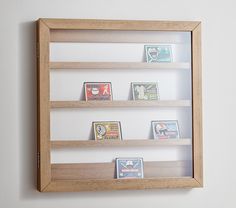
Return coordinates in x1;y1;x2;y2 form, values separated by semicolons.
37;18;202;192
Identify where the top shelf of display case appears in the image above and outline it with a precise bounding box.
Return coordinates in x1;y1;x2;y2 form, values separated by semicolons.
50;27;192;43
50;62;190;70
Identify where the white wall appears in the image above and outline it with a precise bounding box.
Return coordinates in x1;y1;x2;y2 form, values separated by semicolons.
1;0;236;207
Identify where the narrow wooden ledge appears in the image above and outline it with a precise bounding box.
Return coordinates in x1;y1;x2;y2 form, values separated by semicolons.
50;100;192;109
44;177;200;192
51;139;192;149
51;160;192;180
50;62;190;69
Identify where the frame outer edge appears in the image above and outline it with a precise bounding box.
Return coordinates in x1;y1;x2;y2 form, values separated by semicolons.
40;18;200;31
192;23;203;186
37;19;52;191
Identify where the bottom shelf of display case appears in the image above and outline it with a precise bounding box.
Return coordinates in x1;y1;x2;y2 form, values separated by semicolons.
51;160;192;180
40;160;201;192
45;177;201;192
39;160;202;192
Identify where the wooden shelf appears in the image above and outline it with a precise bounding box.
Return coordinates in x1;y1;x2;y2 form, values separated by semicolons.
51;139;192;149
46;177;199;192
51;160;192;180
50;100;191;109
46;160;195;191
50;29;192;43
50;62;190;70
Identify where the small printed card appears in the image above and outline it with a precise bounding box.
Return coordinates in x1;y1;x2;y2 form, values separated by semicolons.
93;121;122;140
132;82;159;100
116;158;144;179
145;45;172;63
84;82;112;101
152;120;180;139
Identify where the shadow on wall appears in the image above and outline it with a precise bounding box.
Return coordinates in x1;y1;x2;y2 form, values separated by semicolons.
18;20;38;199
18;20;191;200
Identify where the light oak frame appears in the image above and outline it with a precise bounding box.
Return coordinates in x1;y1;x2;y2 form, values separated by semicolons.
37;18;203;192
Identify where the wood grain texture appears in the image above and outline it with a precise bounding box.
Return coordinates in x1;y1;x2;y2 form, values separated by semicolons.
51;161;192;180
43;161;198;192
50;62;190;70
50;100;192;108
50;29;189;43
44;178;200;192
51;139;192;149
192;23;203;186
37;19;51;191
41;18;200;31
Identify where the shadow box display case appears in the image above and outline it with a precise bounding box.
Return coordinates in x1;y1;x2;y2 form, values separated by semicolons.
37;18;202;192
